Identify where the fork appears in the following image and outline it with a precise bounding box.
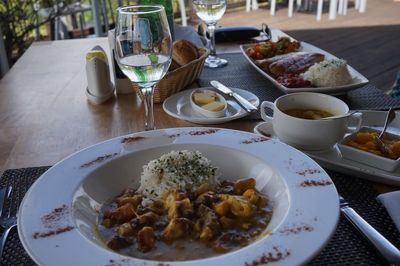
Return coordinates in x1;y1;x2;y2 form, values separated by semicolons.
0;186;17;259
340;196;400;265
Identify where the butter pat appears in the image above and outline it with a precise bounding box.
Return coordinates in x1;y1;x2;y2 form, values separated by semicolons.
190;89;227;118
193;91;216;105
202;101;226;112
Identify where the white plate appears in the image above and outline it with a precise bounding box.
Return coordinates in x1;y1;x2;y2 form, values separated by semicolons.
254;110;400;186
240;42;369;95
19;128;339;266
163;87;259;124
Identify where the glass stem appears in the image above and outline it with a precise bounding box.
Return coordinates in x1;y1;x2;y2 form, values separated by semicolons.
207;23;217;57
141;85;155;131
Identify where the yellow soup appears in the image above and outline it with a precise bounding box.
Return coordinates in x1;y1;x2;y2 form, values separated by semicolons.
283;108;334;120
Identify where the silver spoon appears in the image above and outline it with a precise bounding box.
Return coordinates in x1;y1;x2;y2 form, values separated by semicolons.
374;108;396;155
321;110;358;120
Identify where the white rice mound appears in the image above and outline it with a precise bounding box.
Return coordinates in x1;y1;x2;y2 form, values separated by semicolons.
137;150;219;205
302;59;353;87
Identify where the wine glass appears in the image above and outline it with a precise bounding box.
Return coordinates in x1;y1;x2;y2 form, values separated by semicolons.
193;0;227;68
114;5;172;131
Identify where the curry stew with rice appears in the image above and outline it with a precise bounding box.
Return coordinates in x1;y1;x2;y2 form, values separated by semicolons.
98;178;272;261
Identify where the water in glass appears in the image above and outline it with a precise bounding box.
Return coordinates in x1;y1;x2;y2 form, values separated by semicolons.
114;5;172;130
193;0;227;68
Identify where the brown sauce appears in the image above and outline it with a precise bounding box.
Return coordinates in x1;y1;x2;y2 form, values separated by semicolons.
98;178;272;261
283;108;334;120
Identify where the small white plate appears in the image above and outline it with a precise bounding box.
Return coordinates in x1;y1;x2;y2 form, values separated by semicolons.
163;87;259;124
254;110;400;186
240;42;369;95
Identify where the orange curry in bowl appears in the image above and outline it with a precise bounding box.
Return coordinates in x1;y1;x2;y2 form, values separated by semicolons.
98;177;272;261
345;131;400;160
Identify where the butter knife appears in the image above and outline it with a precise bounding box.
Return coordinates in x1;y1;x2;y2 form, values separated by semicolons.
210;80;258;113
340;196;400;264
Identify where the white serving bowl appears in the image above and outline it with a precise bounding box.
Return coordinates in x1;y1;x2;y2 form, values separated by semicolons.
260;92;362;151
338;127;400;172
190;89;227;118
18;128;339;266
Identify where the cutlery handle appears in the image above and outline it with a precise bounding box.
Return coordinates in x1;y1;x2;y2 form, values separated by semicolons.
232;92;257;113
341;206;400;264
0;224;16;259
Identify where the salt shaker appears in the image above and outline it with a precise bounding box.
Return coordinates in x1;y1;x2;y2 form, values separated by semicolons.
85;46;115;104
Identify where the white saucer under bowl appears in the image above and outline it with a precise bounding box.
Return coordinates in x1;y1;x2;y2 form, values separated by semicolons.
253;113;400;186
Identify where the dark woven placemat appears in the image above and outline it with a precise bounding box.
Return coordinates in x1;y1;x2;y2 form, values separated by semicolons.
1;167;399;265
198;53;400;120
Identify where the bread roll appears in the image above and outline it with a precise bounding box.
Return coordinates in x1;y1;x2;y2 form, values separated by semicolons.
169;58;181;71
172;40;199;66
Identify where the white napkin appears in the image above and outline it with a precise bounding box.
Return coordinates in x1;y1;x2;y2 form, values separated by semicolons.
377;191;400;232
174;24;207;48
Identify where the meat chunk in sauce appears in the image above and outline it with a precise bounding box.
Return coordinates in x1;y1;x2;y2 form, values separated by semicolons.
103;203;137;225
220;195;254;217
164;192;194;219
233;178;256;194
135;211;160;226
107;236;132;251
116;194;142;209
196;205;221;241
137;226;156;252
118;222;135;237
243;189;268;207
163;217;193;242
195;191;219;207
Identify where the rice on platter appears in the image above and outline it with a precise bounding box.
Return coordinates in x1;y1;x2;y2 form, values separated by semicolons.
138;150;219;205
302;59;352;87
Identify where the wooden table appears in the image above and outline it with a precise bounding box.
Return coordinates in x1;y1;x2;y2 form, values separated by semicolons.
0;37;397;193
0;38;256;174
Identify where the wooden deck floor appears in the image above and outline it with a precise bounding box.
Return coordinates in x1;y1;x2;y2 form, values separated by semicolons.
214;0;400;91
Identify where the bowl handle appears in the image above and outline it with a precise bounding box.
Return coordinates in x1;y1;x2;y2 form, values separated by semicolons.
347;112;363;133
260;101;275;122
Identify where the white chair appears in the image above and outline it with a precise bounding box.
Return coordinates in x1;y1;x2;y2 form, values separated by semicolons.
246;0;259;12
338;0;367;16
177;0;187;26
355;0;367;11
338;0;348;15
358;0;367;12
286;0;333;21
328;0;338;19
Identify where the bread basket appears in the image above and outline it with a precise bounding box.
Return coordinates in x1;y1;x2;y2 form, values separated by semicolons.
135;47;209;103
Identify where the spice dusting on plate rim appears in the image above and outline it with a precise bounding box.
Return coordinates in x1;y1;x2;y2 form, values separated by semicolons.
279;224;314;235
121;136;147;144
299;179;333;187
296;168;322;176
80;153;119;168
245;246;291;266
106;258;130;266
33;204;75;239
41;204;69;229
33;226;75;239
241;137;270;144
